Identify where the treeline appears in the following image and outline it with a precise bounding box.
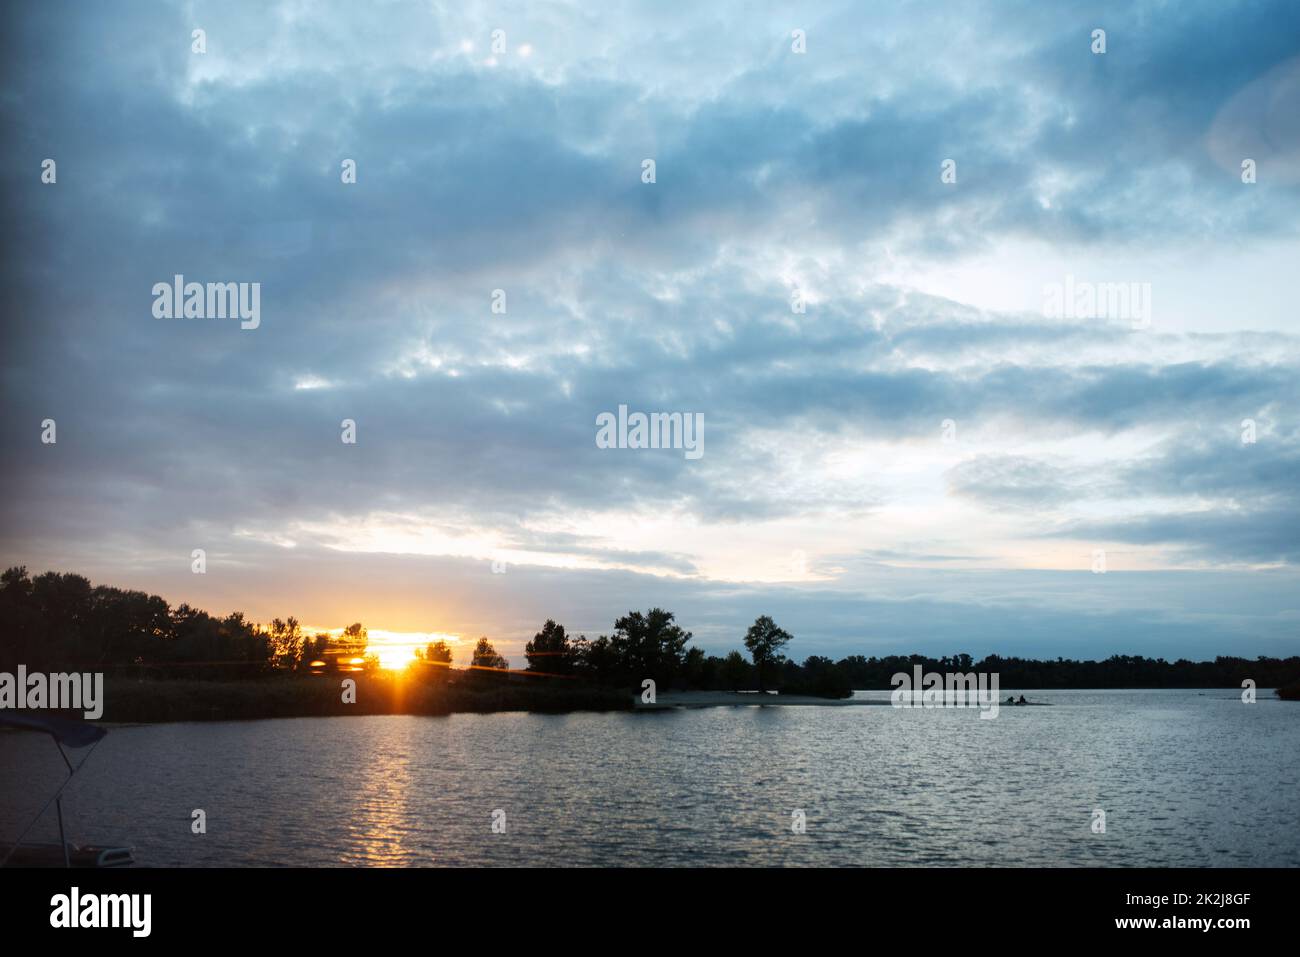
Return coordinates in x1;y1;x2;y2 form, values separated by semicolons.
826;653;1300;691
512;618;1300;694
3;567;1299;697
512;613;845;696
0;567;364;677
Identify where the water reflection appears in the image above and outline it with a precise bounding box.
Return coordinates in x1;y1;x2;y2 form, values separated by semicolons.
1;690;1296;866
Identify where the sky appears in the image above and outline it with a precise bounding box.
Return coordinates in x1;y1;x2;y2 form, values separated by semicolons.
2;0;1299;667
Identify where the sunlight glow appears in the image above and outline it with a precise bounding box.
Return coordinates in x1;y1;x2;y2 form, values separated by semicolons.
301;626;465;670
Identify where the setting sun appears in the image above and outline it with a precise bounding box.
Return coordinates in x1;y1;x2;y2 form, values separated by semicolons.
362;629;463;670
299;626;463;671
375;646;415;670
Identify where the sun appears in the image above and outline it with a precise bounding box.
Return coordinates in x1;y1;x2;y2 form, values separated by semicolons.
365;630;462;671
375;645;418;670
301;626;460;672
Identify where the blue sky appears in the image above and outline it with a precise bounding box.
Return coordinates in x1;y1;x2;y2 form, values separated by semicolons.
2;1;1299;665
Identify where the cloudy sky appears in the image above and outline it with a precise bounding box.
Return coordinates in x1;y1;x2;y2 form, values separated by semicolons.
2;0;1299;666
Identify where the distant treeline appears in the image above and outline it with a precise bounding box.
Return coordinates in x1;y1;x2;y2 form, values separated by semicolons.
517;621;1300;695
3;567;1299;700
830;653;1300;693
0;567;359;678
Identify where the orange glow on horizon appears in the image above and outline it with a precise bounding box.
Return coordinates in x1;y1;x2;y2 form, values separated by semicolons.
375;647;416;670
303;625;464;671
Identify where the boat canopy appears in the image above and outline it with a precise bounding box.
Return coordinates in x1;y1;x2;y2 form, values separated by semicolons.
0;713;108;748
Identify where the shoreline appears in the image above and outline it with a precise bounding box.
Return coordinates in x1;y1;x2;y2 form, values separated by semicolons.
82;676;634;723
636;691;886;709
4;680;1291;727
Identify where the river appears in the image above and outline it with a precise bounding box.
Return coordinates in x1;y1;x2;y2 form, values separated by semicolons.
2;689;1297;866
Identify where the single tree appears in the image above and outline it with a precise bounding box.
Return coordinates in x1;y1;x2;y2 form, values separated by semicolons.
525;619;574;674
269;617;303;670
332;622;368;668
470;636;509;671
572;634;616;684
301;633;331;673
610;608;692;690
415;639;454;681
721;650;750;691
743;615;792;691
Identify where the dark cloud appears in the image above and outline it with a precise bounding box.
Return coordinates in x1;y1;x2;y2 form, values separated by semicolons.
2;0;1298;656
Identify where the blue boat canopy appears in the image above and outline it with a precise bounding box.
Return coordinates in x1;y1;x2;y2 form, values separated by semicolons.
0;713;108;748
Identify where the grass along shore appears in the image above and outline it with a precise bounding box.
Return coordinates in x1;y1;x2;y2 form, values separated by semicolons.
636;690;885;709
95;675;632;723
7;678;1295;726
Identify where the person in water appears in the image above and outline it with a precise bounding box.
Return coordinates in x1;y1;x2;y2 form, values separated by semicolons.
1018;695;1027;705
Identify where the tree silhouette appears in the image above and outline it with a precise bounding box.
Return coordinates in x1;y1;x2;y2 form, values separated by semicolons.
337;622;367;657
327;622;368;671
3;566;1299;696
743;615;792;691
525;619;575;674
721;650;750;691
610;608;691;690
269;617;303;670
572;634;616;684
471;636;508;671
414;639;454;681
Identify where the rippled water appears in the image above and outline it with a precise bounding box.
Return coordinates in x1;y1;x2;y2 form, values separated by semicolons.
2;689;1297;866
